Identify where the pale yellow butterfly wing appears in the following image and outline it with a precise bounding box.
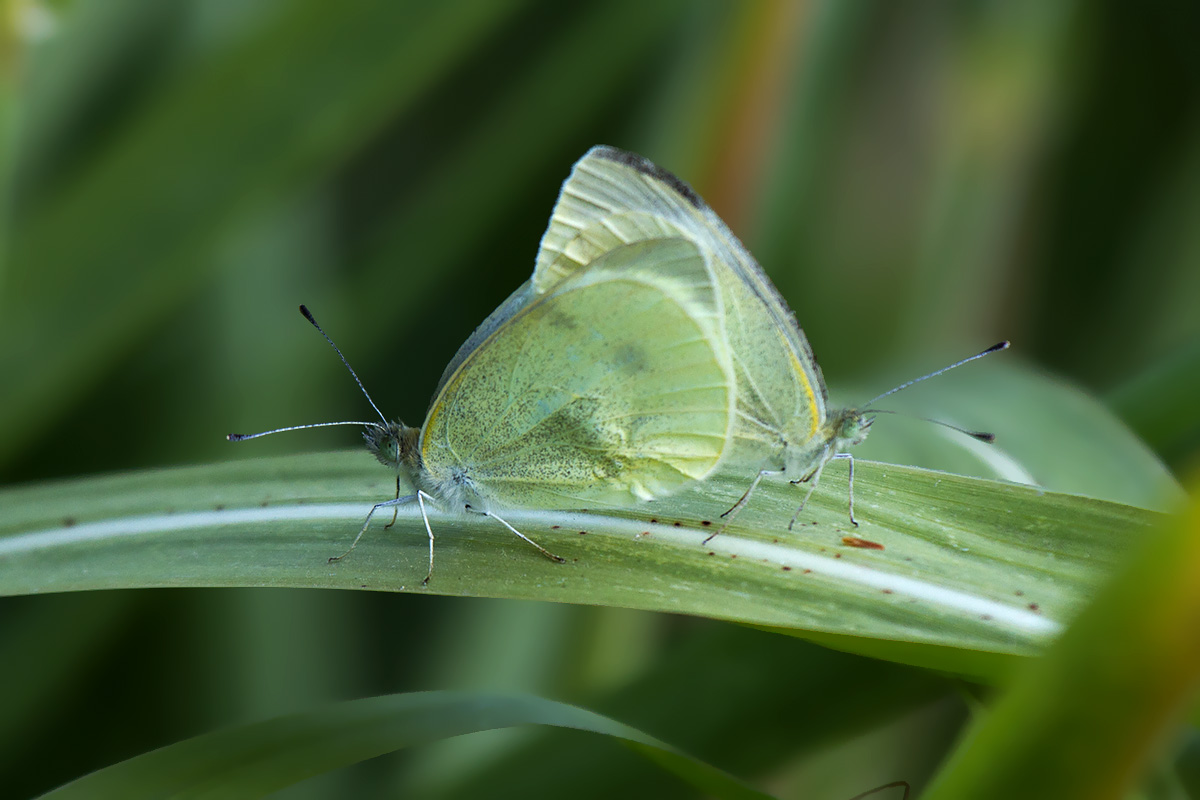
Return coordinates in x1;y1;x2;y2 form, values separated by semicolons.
419;237;735;509
532;146;827;469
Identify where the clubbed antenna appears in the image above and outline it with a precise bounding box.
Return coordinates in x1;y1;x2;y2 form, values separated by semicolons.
299;304;389;426
864;341;1009;408
227;421;377;442
226;305;388;442
861;409;996;442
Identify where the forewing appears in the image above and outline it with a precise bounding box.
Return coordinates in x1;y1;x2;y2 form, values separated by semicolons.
421;238;735;509
534;146;826;465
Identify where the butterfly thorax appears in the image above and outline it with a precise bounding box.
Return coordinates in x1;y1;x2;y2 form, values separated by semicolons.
366;421;485;512
781;408;873;481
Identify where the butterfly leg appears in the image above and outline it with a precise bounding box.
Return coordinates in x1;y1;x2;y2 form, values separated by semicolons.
788;451;858;529
466;505;565;564
384;476;401;530
704;468;783;545
788;446;831;530
329;491;419;563
835;452;858;527
416;491;436;585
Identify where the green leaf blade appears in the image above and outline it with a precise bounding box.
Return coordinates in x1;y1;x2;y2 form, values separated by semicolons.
38;691;774;800
0;452;1161;681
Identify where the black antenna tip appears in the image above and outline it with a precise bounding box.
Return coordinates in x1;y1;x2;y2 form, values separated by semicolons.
227;433;247;442
299;304;316;324
969;431;997;443
985;341;1010;354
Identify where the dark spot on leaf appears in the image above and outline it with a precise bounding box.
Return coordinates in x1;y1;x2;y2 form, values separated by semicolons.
578;530;587;535
260;501;269;507
782;565;792;571
649;518;658;524
673;521;682;527
834;553;842;559
707;551;715;556
701;520;712;526
62;517;76;527
214;504;225;512
802;569;812;574
1029;603;1040;612
1014;590;1024;596
982;614;993;621
551;525;561;530
882;589;893;595
842;536;884;550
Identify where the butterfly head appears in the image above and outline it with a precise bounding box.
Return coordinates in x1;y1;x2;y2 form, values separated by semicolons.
364;421;422;473
833;409;873;450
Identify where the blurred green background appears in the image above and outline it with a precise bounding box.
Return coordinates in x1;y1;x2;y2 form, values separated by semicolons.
1;1;1198;797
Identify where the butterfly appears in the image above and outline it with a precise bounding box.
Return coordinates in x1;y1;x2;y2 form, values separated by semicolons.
528;146;1005;538
230;235;738;583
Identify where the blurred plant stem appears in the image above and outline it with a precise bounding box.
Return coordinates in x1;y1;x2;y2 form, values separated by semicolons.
0;0;48;281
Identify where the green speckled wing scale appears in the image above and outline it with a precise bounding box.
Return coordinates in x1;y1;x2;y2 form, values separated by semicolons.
420;237;736;509
532;146;828;470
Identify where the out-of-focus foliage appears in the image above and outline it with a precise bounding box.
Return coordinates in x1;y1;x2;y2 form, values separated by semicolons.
1;1;1197;798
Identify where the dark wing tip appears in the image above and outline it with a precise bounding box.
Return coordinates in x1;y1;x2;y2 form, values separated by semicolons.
588;145;705;211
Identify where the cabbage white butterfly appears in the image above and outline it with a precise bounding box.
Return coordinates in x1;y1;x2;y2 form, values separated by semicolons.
532;146;1005;538
230;236;737;583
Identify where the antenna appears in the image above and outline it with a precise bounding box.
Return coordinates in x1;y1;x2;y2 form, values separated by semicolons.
226;305;389;443
299;304;389;426
227;421;378;442
863;341;1008;407
861;409;996;442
